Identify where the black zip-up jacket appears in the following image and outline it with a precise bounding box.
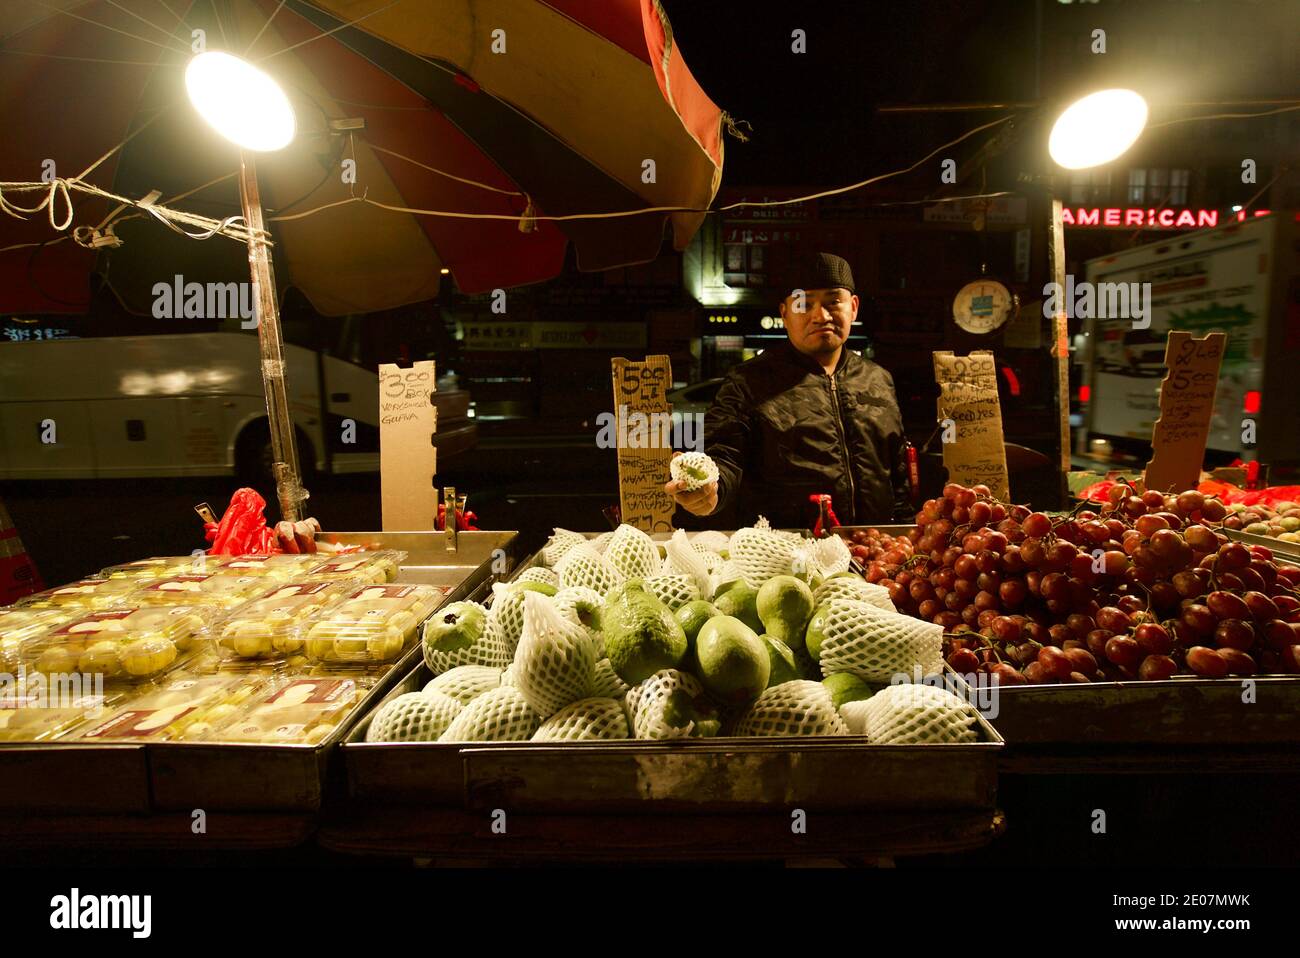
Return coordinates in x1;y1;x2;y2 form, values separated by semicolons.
693;342;912;529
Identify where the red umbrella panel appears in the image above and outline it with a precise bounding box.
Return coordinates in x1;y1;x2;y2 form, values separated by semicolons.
0;0;726;315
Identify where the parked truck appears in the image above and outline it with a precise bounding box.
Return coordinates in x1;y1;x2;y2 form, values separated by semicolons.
1081;212;1300;465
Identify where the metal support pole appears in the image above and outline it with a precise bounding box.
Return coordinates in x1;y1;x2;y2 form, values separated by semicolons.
1047;194;1070;507
238;150;307;522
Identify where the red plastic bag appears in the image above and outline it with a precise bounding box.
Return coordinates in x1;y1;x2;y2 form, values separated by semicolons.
206;488;277;555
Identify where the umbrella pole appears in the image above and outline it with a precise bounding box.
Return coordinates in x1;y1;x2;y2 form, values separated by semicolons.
238;150;307;522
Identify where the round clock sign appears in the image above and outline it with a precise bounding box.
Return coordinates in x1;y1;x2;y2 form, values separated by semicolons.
952;279;1017;334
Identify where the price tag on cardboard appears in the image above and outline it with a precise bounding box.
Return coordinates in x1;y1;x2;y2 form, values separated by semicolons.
611;355;675;534
933;350;1011;500
1144;331;1226;492
379;360;436;531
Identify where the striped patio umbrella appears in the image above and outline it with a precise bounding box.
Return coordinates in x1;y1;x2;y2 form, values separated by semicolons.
1;0;726;316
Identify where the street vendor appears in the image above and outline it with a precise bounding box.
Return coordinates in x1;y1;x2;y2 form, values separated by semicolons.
665;251;912;529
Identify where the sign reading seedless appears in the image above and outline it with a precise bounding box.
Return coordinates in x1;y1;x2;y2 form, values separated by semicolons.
611;355;675;534
933;350;1010;500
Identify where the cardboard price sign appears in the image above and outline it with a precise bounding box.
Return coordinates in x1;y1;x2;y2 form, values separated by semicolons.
1144;331;1226;493
933;350;1011;500
379;360;437;531
611;355;675;533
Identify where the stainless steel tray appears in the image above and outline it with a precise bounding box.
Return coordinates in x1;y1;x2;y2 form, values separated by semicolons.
0;531;519;815
343;661;1000;812
142;531;518;812
340;535;1003;815
988;675;1300;748
0;744;150;814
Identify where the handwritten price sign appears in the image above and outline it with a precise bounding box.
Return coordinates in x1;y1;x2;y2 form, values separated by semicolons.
379;360;437;530
933;350;1010;500
611;355;674;533
1144;332;1226;493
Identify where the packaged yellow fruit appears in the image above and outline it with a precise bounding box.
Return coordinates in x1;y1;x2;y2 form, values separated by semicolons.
302;583;444;664
212;554;327;580
99;555;234;579
0;676;128;742
213;580;348;661
200;675;373;743
71;672;270;741
307;550;407;585
20;577;150;611
22;606;212;683
0;606;75;672
128;574;267;610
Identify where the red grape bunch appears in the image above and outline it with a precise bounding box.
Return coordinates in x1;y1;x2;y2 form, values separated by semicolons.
839;480;1300;685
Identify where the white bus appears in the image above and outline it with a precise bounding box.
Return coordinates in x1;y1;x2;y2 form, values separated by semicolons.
0;331;476;481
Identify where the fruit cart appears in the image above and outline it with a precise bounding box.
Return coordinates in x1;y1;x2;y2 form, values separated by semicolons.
0;530;519;856
830;499;1300;866
319;532;1006;865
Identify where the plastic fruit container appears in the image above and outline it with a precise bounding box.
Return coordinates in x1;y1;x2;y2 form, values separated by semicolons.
71;671;270;742
22;606;212;683
0;606;77;672
127;574;267;610
302;583;442;665
19;577;153;611
99;555;232;579
307;551;407;585
213;580;348;660
211;554;328;580
0;682;129;742
201;675;376;744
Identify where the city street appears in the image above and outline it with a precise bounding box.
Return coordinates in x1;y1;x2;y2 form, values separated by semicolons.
2;439;618;587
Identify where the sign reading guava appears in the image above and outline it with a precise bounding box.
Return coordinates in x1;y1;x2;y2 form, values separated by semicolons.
933;350;1010;500
379;360;436;531
1143;331;1226;493
611;355;675;534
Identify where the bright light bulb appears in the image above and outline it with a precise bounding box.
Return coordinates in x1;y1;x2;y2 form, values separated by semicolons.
1048;89;1147;170
186;52;295;151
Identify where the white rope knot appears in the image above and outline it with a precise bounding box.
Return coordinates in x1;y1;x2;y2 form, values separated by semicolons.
72;223;123;249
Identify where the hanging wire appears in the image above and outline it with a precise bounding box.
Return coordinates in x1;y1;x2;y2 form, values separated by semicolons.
1147;103;1300;130
256;0;409;62
367;143;525;197
102;0;194;47
268;113;1016;224
0;49;186;67
33;0;191;55
244;0;289;57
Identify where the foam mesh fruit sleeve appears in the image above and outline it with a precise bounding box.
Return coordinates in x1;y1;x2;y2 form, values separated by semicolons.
366;691;463;742
818;600;944;683
511;592;598;719
554;543;625;594
422;665;502;704
532;697;630;741
603;524;661;580
735;680;849;737
859;683;980;744
440;685;539;742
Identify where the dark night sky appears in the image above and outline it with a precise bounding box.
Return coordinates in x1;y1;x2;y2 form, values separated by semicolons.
658;0;1038;186
657;0;1298;191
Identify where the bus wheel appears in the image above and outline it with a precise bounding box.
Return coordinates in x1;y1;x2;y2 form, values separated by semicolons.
236;422;316;495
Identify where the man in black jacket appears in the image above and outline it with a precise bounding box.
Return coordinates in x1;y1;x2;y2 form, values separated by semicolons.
665;252;912;529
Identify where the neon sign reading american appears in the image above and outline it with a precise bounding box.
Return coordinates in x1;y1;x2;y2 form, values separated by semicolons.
1062;208;1273;229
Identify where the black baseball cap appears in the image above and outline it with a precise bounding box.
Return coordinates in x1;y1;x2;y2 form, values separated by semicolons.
790;251;855;295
